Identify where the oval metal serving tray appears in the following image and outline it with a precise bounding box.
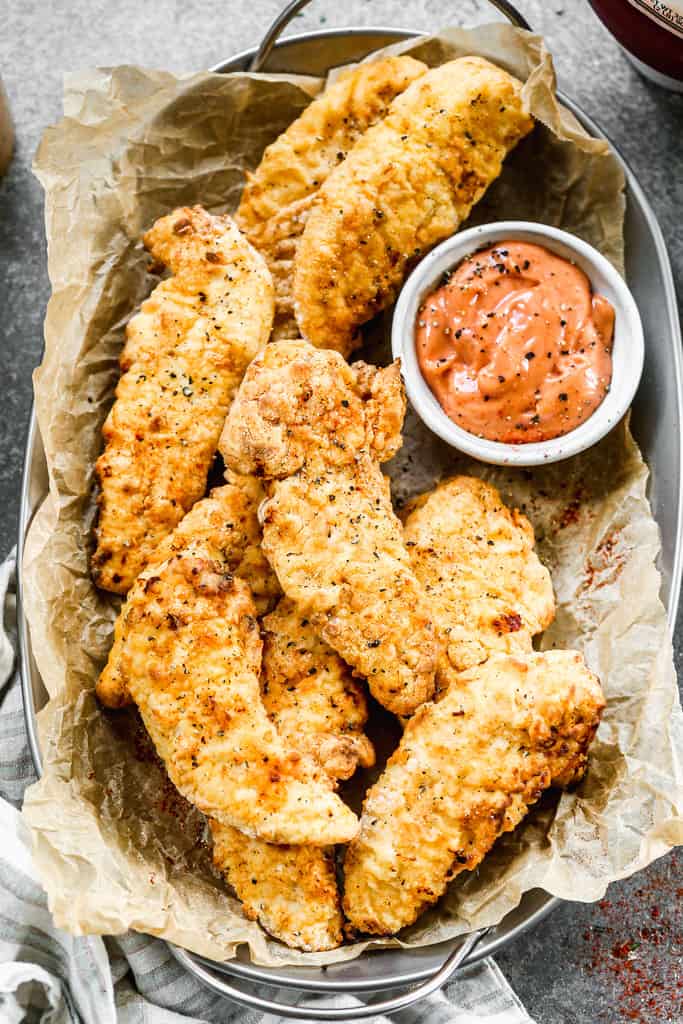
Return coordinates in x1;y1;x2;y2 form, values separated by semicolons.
18;20;683;1019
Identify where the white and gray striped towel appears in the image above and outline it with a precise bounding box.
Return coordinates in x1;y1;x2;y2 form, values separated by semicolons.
0;549;536;1024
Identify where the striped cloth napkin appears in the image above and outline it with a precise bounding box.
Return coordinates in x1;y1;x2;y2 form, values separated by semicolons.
0;549;535;1024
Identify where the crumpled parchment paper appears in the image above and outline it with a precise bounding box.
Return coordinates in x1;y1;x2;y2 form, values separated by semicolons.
20;24;683;967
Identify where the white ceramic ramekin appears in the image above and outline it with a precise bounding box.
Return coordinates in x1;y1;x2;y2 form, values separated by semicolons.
391;221;644;467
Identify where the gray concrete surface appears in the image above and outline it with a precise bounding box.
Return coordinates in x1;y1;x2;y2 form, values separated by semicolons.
1;1;681;1021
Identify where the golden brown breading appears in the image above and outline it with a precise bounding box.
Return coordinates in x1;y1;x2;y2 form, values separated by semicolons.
98;478;367;947
260;467;438;719
209;472;281;617
237;56;427;232
293;57;534;355
91;206;274;594
96;472;280;709
145;470;279;615
236;57;427;341
343;651;605;935
403;476;555;676
220;339;437;717
112;542;358;845
245;198;314;342
210;598;375;951
210;824;343;951
220;339;406;475
262;598;375;780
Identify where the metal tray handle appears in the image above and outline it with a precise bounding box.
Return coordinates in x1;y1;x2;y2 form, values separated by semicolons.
173;928;489;1020
250;0;531;70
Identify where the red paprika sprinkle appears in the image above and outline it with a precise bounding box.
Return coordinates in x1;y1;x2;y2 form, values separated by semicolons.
580;851;681;1022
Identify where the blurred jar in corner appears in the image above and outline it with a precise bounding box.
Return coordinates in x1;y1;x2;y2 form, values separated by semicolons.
0;77;14;177
588;0;683;91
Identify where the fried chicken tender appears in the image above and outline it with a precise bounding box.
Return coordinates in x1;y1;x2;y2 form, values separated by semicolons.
96;471;280;709
96;469;372;943
108;542;358;845
220;339;438;717
262;598;375;780
97;477;368;945
210;598;375;951
237;57;426;337
210;825;343;951
343;651;605;935
237;56;427;232
294;57;534;355
92;206;274;594
403;476;555;676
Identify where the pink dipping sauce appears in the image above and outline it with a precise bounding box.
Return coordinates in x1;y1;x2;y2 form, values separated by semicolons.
415;241;615;444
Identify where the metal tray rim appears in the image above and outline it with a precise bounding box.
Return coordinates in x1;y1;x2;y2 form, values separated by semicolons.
17;21;683;997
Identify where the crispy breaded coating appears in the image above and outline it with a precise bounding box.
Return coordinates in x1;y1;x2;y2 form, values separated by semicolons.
343;651;605;935
209;472;281;617
145;470;278;615
111;542;358;845
403;476;555;676
210;824;343;951
262;598;375;780
96;472;280;709
259;467;438;719
210;598;375;951
237;56;427;230
237;57;423;231
220;339;437;717
236;56;427;341
219;339;406;475
245;197;314;342
91;206;274;594
294;57;534;355
98;481;365;947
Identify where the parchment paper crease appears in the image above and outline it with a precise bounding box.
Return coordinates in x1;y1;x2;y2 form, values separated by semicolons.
21;25;683;967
